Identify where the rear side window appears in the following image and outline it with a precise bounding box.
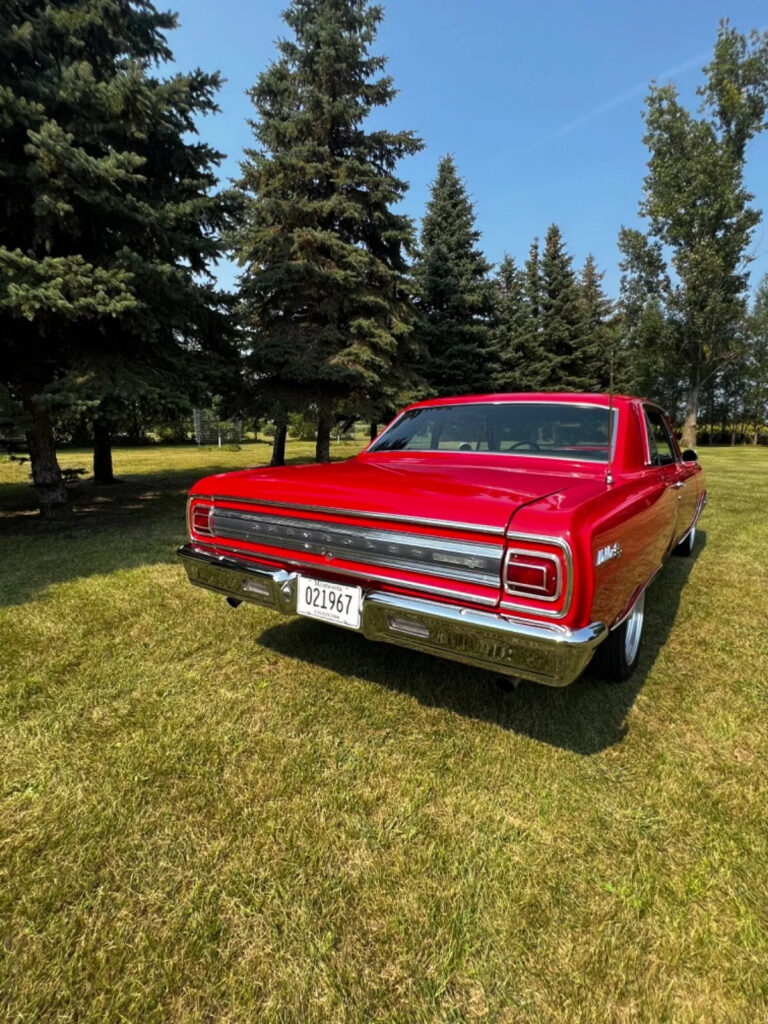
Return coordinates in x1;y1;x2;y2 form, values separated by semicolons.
644;407;678;466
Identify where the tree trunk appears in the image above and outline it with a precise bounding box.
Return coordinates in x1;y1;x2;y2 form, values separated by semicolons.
22;393;72;520
369;421;378;442
128;405;143;446
316;401;333;463
706;392;715;444
270;419;287;467
681;379;699;449
93;418;116;483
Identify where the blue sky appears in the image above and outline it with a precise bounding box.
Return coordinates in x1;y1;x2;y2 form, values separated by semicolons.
170;0;768;297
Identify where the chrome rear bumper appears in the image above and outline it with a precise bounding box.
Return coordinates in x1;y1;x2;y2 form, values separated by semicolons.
178;545;606;687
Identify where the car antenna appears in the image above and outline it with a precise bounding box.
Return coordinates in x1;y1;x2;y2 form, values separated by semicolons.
605;344;615;488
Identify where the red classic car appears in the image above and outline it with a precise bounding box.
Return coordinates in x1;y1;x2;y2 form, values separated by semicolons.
179;393;706;686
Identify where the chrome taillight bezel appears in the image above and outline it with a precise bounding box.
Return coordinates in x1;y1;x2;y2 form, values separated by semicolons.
500;533;573;620
503;548;562;603
189;500;214;537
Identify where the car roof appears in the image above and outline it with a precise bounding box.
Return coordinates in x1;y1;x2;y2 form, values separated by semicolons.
405;392;638;411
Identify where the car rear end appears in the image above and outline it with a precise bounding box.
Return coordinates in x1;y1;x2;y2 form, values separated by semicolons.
180;485;605;686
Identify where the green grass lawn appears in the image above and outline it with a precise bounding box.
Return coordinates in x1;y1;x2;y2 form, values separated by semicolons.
1;443;767;1023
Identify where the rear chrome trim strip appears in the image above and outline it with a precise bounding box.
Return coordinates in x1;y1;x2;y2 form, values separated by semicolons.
190;540;500;607
209;507;503;589
196;494;507;536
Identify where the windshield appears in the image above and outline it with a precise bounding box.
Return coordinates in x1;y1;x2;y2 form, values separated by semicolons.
370;402;615;462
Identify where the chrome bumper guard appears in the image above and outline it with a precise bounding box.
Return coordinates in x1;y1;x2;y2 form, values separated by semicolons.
178;545;607;687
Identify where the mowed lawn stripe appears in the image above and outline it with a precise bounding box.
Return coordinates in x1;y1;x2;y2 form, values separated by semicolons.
1;445;766;1023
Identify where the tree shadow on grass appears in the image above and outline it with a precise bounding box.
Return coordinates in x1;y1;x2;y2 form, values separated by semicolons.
0;445;357;531
0;449;360;607
0;464;237;608
256;532;706;755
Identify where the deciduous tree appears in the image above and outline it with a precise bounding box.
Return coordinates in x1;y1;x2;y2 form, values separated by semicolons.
746;275;768;443
619;21;768;446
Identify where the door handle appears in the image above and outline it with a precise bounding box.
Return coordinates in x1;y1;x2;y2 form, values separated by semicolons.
670;481;685;489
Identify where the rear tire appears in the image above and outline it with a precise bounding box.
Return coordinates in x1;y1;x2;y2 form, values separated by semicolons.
673;524;695;557
593;590;646;683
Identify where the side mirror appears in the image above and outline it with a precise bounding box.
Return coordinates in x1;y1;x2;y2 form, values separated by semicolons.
681;448;698;463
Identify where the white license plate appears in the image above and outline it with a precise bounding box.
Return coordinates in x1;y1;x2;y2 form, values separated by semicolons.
296;576;362;629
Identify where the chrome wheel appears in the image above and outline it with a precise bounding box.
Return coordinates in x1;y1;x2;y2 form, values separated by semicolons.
595;588;647;682
673;524;696;557
624;590;645;664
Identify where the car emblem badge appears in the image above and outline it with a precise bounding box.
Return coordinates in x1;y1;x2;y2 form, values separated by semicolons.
595;542;622;566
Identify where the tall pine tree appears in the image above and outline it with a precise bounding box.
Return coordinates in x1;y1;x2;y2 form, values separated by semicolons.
0;0;233;516
514;238;549;389
414;156;496;396
490;255;525;392
539;224;592;391
233;0;423;464
579;254;614;390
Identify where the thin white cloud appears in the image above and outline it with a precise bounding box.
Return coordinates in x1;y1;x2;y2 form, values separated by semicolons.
536;50;710;146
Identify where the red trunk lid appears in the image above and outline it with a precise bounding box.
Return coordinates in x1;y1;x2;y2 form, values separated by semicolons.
191;453;601;534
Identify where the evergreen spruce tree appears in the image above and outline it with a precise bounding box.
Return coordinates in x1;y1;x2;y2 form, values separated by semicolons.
539;224;592;391
515;238;548;389
490;255;525;391
414;156;496;396
233;0;423;464
0;0;234;515
617;229;684;413
579;254;614;390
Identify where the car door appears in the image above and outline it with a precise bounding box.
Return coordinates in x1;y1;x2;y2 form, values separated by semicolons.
642;406;682;554
663;413;701;538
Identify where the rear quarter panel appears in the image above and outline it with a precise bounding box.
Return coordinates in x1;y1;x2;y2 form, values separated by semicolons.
580;477;677;628
508;472;678;631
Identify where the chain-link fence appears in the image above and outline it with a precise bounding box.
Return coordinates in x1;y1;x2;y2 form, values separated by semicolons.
192;409;243;446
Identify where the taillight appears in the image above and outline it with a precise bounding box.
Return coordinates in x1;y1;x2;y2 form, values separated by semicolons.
504;548;561;602
191;503;214;537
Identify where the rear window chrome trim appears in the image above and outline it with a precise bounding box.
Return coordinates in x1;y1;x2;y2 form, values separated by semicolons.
368;401;619;463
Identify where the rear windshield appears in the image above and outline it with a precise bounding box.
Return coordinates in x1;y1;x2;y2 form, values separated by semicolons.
370;402;615;462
